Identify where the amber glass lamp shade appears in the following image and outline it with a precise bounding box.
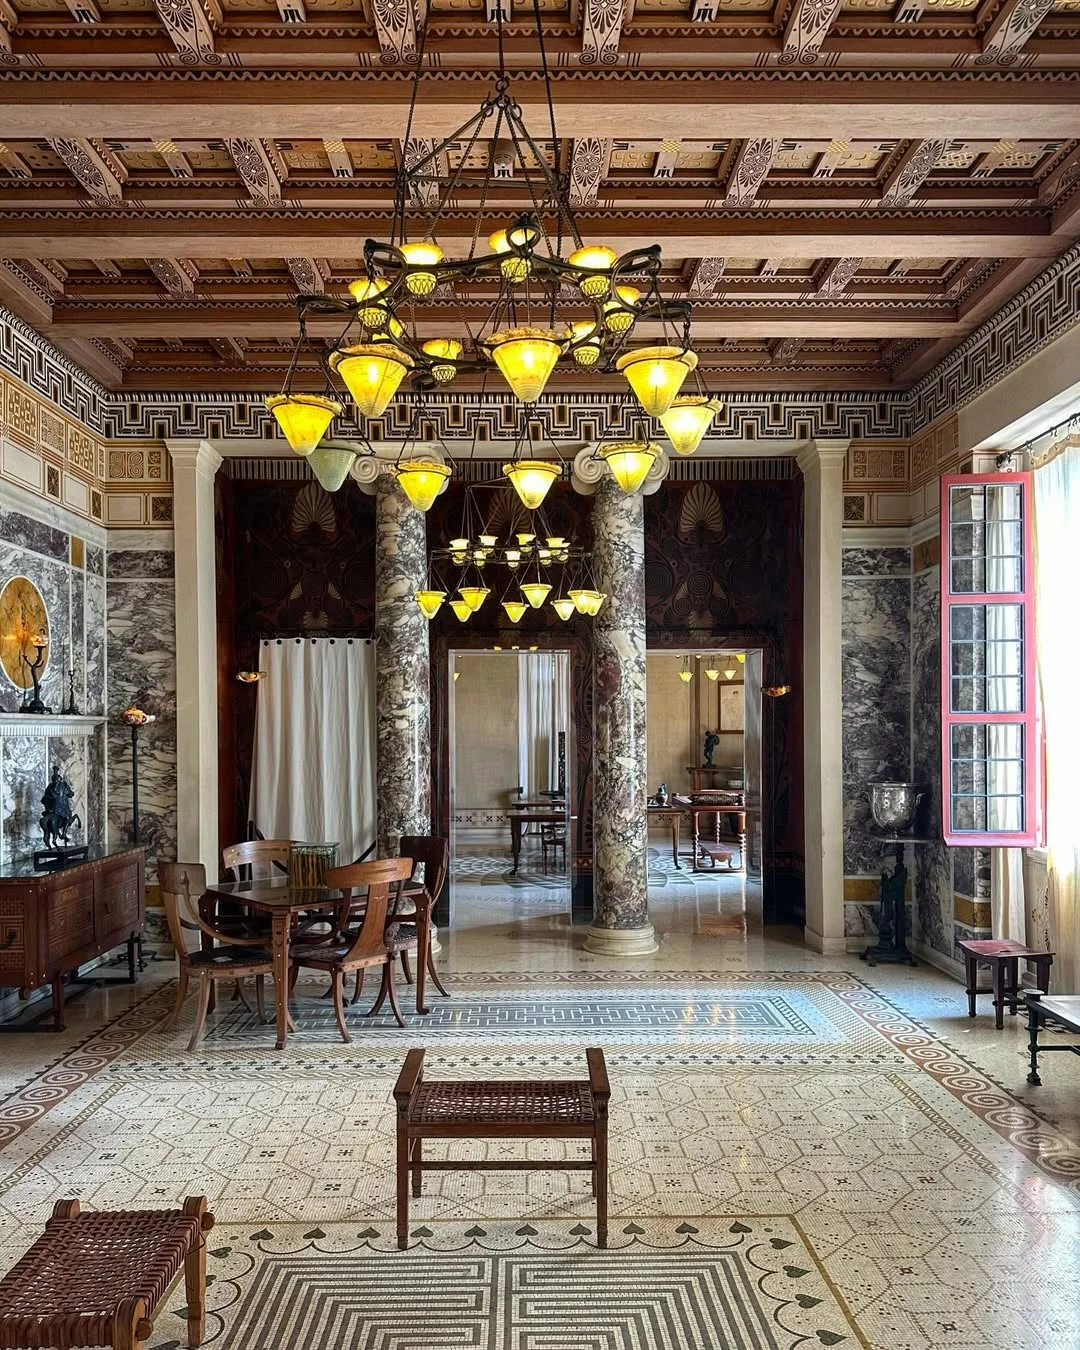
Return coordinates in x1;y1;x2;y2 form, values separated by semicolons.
458;585;490;613
395;460;452;512
422;338;463;383
603;286;641;334
348;277;392;328
330;344;412;418
659;395;722;456
598;441;660;494
616;346;698;417
449;598;472;622
415;589;447;619
678;667;693;684
502;599;528;623
552;596;576;622
568;245;617;299
704;666;720;682
567;320;601;368
488;328;562;403
306;444;356;492
520;580;552;609
503;459;560;510
400;241;445;296
488;229;531;283
265;393;342;456
569;588;605;615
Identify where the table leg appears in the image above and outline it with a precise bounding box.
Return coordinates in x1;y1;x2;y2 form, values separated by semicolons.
692;813;701;870
511;817;522;874
992;959;1005;1030
964;952;977;1018
1008;957;1021;1016
1027;992;1043;1085
271;910;291;1050
415;893;431;1016
199;894;217;1015
51;973;65;1031
671;815;680;869
127;932;138;983
1037;956;1052;995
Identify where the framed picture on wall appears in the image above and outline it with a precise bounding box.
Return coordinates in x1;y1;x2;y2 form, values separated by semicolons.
719;684;744;733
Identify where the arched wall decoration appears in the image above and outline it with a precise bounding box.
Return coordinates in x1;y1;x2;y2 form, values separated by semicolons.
0;576;49;689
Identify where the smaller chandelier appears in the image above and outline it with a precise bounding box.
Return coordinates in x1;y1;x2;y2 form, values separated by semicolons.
598;441;660;494
330;344;413;418
660;396;722;456
569;587;605;616
415;589;447;619
504;459;560;511
616;346;698;417
400;240;445;296
396;460;452;512
704;662;720;682
266;393;342;456
487;327;563;403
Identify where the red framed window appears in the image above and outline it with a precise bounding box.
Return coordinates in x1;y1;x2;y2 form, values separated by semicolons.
940;472;1043;847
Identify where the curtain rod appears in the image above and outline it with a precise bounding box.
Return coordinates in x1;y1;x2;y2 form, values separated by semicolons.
259;633;374;643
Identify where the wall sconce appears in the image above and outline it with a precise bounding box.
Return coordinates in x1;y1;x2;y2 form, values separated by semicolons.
237;670;267;683
763;685;792;698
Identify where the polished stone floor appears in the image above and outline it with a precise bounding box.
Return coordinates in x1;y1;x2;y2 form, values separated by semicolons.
0;845;1078;1348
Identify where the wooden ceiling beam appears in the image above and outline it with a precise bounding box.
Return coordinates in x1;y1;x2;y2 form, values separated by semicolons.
1;218;1059;259
782;0;843;63
152;139;194;179
224;137;285;204
322;138;354;179
724;139;777;205
285;256;327;293
814;256;862;296
46;137;126;202
61;0;101;21
0;140;32;178
979;0;1053;64
146;256;199;296
581;0;624;65
4;82;1080;142
153;0;219;63
370;0;419;62
0;0;16;52
687;257;726;297
568;137;611;206
881;138;950;205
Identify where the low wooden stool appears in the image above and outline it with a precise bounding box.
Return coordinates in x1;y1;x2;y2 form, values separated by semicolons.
393;1047;610;1250
958;938;1054;1030
0;1196;214;1350
698;845;737;871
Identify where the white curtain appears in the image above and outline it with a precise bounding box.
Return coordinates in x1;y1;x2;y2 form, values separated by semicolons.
1034;441;1080;989
249;638;376;866
517;652;569;798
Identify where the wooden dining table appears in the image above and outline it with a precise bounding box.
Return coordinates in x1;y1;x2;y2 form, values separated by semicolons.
200;876;433;1050
507;808;576;874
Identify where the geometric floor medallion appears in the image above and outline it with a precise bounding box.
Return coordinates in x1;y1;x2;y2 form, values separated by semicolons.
146;1218;864;1349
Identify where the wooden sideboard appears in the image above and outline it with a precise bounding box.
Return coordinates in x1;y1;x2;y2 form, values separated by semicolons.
0;847;145;1030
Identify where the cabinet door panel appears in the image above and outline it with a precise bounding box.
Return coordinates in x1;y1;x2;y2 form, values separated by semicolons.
97;859;142;935
48;879;95;965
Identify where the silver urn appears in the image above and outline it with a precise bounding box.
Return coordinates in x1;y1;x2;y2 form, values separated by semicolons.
868;782;924;833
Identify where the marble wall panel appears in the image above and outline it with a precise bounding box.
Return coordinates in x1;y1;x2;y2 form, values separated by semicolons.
70;569;85;713
47;733;89;847
0;540;70;716
106;549;173;580
0;505;67;563
84;574;106;717
86;545;104;577
911;564;953;958
1;734;46;864
841;549;912;876
106;574;176;882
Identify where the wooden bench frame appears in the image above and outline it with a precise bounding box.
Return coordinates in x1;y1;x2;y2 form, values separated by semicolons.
393;1047;610;1250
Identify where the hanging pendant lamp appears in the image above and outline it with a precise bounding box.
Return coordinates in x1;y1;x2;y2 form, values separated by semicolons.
422;338;463;383
265;393;342;456
597;441;660;494
504;459;560;510
399;240;445;296
449;598;472;622
502;599;528;623
395;460;452;512
306;443;358;493
415;589;447;619
487;327;562;402
616;346;698;418
552;596;576;621
659;395;723;456
330;344;413;418
458;585;490;613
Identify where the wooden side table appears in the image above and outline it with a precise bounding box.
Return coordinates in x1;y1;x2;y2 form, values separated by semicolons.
958;938;1053;1030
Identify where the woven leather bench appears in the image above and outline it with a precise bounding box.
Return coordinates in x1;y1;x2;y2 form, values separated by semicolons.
393;1047;610;1250
0;1197;214;1350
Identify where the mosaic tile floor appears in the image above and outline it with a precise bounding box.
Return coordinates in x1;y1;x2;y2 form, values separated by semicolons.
1;863;1078;1350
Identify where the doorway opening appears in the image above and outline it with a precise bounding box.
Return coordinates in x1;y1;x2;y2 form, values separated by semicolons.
645;648;763;932
448;648;573;932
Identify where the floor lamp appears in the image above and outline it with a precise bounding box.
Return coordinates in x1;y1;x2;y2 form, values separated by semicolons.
120;705;156;845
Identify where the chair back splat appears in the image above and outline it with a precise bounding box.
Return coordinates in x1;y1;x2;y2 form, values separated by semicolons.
399;835;449;904
326;857;415;963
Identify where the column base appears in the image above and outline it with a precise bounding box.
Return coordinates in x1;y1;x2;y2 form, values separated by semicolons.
583;922;659;957
429;922;442;956
803;923;847;957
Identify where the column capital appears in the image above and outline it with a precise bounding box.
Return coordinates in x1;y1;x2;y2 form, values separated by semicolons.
796;439;850;473
166;439;223;480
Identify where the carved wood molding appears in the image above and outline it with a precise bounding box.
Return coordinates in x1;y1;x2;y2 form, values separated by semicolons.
724;139;777;205
781;0;843;65
46;138;127;203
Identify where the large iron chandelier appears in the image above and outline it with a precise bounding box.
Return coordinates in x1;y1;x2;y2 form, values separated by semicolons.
266;5;719;501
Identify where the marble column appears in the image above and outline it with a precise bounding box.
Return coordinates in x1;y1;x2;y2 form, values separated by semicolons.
374;473;431;858
585;479;657;956
167;439;221;878
797;438;849;956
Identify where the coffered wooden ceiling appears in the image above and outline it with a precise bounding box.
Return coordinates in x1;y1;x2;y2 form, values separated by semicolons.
1;1;1079;391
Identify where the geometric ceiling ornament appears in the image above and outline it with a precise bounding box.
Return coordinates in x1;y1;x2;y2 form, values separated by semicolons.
153;0;220;64
371;0;418;62
569;137;611;206
0;575;49;688
781;0;843;64
977;0;1053;66
687;258;726;298
47;137;126;202
225;138;284;205
147;257;198;296
581;0;624;65
724;139;777;206
881;139;949;206
815;257;862;297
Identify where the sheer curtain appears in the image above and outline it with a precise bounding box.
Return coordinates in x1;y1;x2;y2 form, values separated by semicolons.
250;638;376;864
517;651;569;797
1034;439;1080;989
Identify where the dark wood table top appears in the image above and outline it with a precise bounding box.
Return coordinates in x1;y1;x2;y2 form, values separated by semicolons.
204;877;423;913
